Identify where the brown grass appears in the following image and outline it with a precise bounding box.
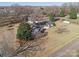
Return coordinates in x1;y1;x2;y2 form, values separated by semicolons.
35;21;79;56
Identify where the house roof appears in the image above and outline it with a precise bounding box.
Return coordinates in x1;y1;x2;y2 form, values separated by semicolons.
28;14;49;21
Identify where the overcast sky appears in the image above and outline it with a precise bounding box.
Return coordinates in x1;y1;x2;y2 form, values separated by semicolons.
0;2;64;6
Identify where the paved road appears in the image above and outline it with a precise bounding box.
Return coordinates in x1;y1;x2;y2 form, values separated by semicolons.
49;37;79;57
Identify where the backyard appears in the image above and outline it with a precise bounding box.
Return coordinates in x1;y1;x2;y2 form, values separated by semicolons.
0;16;79;56
35;20;79;56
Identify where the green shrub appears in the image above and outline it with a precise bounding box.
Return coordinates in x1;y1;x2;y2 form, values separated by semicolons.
17;23;33;41
53;22;56;26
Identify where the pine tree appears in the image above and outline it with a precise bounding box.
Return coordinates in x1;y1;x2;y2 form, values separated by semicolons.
17;23;33;41
48;13;56;26
69;8;77;19
59;9;65;17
